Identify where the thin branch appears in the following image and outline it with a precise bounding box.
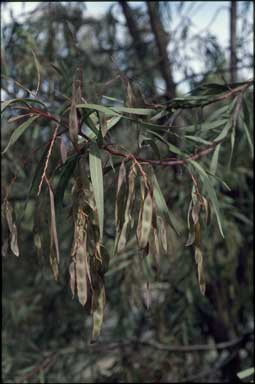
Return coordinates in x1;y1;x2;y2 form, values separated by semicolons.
37;124;59;196
88;330;253;353
104;141;218;167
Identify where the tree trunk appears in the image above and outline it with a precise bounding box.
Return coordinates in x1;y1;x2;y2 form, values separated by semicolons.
118;1;146;62
230;1;237;83
147;1;176;98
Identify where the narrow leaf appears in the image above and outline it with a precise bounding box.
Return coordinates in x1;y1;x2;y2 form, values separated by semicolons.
237;367;254;380
1;98;46;113
151;172;180;235
2;116;38;154
210;144;221;175
77;103;120;117
242;120;254;158
4;200;19;257
89;142;104;240
48;183;60;279
55;156;78;210
32;49;41;95
112;106;154;115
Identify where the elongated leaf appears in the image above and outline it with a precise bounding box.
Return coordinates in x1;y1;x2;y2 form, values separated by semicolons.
148;130;183;156
77;103;120;117
182;119;227;133
228;125;236;166
208;105;230;121
8;113;31;123
190;160;224;237
55;156;78;209
215;121;232;141
89;142;104;240
210;144;221;175
4;200;19;257
1;98;46;113
242;95;252;129
32;49;41;95
105;115;121;131
185;135;212;145
48;184;60;280
242;120;254;158
112;106;154;115
237;367;254;380
2;116;38;154
151;172;180;235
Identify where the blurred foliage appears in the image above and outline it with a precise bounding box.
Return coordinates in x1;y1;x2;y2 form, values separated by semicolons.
1;1;254;383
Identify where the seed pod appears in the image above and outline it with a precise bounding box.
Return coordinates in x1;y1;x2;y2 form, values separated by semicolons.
137;190;153;249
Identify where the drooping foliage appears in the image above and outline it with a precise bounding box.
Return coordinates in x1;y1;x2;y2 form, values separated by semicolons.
1;2;253;382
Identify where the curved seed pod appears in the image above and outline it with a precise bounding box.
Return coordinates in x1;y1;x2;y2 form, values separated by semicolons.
195;246;206;295
191;201;200;225
137;190;153;249
76;240;88;306
194;221;201;246
69;260;76;299
117;165;137;253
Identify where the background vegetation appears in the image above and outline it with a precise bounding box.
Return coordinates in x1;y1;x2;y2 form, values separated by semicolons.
1;2;254;383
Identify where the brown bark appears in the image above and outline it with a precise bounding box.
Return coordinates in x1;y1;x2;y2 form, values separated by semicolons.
230;1;237;82
146;1;176;98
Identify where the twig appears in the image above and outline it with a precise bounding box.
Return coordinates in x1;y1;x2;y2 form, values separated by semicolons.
88;330;253;353
37;124;59;196
104;141;218;167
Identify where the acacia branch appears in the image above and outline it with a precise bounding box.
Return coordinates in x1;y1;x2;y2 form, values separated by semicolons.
88;330;253;353
104;141;218;168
